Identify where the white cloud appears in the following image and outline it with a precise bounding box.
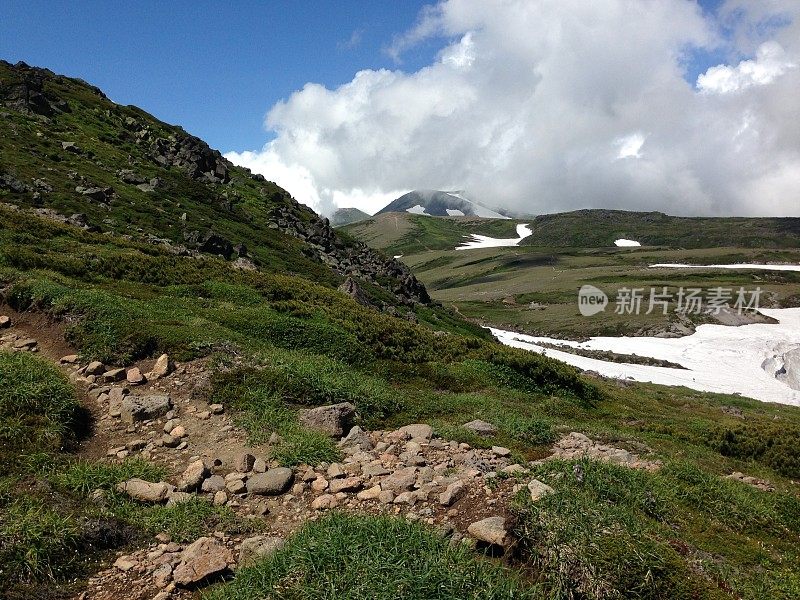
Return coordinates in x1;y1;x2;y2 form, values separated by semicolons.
227;0;800;217
697;41;797;94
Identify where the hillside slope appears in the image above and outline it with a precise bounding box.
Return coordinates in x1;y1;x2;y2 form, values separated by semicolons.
377;190;509;219
0;60;429;308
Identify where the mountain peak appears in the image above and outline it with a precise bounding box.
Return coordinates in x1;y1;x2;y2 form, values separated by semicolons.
376;190;509;219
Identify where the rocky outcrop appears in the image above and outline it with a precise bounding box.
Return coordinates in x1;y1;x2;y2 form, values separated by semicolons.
150;132;230;183
0;60;73;116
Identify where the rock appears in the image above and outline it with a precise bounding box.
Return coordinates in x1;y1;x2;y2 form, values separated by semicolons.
235;453;255;473
438;480;466;506
329;476;362;494
102;367;126;382
527;479;555;501
170;425;187;438
152;563;173;588
150;353;174;379
114;556;137;571
491;446;511;458
382;467;417;492
121;395;172;423
327;463;345;479
501;464;528;475
226;479;246;494
311;494;339;510
126;367;146;385
467;516;509;546
61;141;80;152
178;460;208;492
462;419;497;436
210;403;224;414
298;402;356;438
213;490;228;506
0;315;10;328
252;458;267;473
13;338;37;350
162;434;180;448
108;387;127;417
378;490;395;504
126;439;146;452
397;424;433;440
339;425;374;451
356;485;382;501
238;535;284;567
338;276;371;306
116;479;169;503
201;475;225;493
173;537;233;587
311;477;329;492
59;354;79;364
246;468;293;495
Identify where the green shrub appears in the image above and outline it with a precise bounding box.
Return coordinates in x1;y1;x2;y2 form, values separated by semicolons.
708;422;800;478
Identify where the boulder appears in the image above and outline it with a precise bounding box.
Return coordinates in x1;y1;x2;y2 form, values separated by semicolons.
121;395;172;423
173;537;233;587
467;516;509;546
201;475;225;493
298;402;356;438
102;367;126;383
116;479;169;503
462;419;497;436
238;535;284;567
85;360;106;375
246;468;293;495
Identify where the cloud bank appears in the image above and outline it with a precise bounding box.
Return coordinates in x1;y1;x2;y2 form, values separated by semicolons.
226;0;800;217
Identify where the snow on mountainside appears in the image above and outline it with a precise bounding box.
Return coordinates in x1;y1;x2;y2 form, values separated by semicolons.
377;190;509;219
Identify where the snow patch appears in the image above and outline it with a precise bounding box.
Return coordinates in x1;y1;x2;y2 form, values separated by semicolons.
614;239;641;247
651;263;800;272
457;224;532;250
491;307;800;406
446;209;465;216
406;205;429;215
445;192;509;219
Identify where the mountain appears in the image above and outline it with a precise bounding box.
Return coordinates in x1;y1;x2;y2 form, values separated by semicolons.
331;207;370;227
376;189;509;219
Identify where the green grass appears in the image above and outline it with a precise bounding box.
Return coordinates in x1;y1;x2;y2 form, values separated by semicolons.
204;512;537;600
514;459;800;600
0;351;80;461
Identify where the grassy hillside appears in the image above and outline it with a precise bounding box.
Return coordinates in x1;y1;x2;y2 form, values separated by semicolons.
2;61;800;599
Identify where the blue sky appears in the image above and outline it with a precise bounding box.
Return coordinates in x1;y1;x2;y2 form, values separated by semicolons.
0;0;438;151
1;0;731;154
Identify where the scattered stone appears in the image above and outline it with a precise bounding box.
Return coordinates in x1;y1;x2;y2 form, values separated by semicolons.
298;402;356;438
467;516;509;547
102;367;126;382
246;468;293;495
178;460;208;492
725;471;775;492
126;367;146;385
166;491;193;506
235;453;255;473
170;425;187;438
116;479;169;503
121;395;172;423
59;354;79;364
85;360;106;375
501;464;528;475
0;315;10;328
201;475;225;493
340;425;374;451
210;403;224;414
238;536;284;567
226;479;246;494
113;556;137;572
252;458;267;473
382;467;417;492
439;480;466;506
397;424;433;440
462;419;497;436
527;479;555;501
329;476;362;494
173;537;233;587
213;490;228;506
356;485;382;501
311;494;339;510
311;477;329;492
162;434;180;448
13;338;37;350
150;353;174;379
491;446;511;458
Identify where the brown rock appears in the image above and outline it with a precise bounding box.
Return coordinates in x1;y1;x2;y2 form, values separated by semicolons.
126;367;146;385
298;402;356;437
173;537;233;586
